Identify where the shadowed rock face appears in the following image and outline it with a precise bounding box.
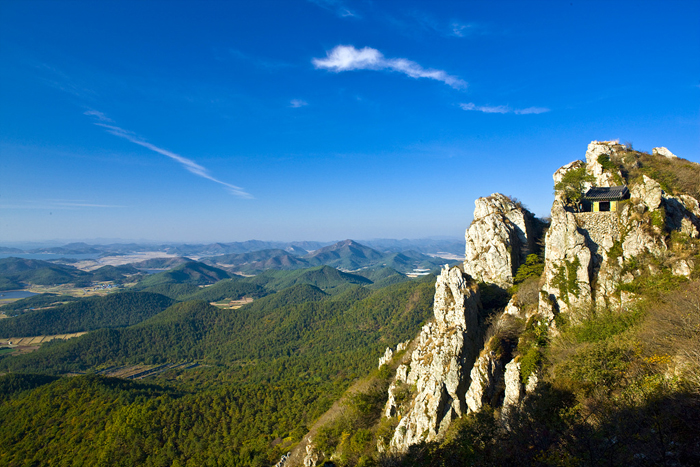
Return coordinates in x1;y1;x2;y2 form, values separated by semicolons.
384;266;482;452
464;193;539;288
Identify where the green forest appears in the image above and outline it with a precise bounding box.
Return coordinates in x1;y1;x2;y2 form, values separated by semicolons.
0;269;436;466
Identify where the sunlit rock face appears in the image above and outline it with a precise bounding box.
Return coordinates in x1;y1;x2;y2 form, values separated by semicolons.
384;266;482;452
585;140;625;187
464;193;539;288
540;147;700;321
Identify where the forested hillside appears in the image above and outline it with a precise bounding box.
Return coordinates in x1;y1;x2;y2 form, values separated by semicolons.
0;292;174;337
0;276;436;466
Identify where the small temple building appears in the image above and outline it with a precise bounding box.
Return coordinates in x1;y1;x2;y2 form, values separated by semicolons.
582;186;629;212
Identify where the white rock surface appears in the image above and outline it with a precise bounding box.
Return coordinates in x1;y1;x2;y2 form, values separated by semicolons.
538;200;593;319
378;347;393;368
464;349;504;414
653;146;678;159
585;140;625;187
386;266;482;452
501;359;524;426
464;193;538;288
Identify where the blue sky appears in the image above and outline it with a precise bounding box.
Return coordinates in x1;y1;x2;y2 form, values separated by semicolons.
1;0;698;243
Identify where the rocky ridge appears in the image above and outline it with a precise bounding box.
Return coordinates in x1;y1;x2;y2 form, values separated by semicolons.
293;141;700;465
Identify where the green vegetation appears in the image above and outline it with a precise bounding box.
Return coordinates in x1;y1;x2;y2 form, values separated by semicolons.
379;280;700;467
0;293;79;316
0;292;174;337
553;165;595;211
244;265;372;293
0;275;435;466
134;261;231;288
512;254;544;286
552;257;581;303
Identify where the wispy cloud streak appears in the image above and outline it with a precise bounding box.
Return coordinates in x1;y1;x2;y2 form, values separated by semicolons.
307;0;358;18
460;103;550;115
83;110;113;122
313;45;466;90
290;99;308;108
86;115;252;198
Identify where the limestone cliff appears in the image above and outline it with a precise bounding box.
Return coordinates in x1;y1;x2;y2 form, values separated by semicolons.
464;193;540;288
383;265;482;451
293;140;699;465
539;140;700;320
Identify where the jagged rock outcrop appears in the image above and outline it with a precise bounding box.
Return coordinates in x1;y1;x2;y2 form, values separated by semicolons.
464;349;504;414
538;200;593;319
302;441;320;467
378;347;393;368
384;266;482;451
585;140;625;187
501;359;523;426
653;146;678;159
540;143;699;318
464;194;539;288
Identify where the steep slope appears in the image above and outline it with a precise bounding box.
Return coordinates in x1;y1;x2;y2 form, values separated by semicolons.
539;140;700;321
463;193;542;288
294;141;699;467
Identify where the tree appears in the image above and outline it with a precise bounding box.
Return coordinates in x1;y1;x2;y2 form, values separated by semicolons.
554;166;595;212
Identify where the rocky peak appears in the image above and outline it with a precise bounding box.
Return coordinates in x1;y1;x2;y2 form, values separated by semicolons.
464;193;540;288
585;140;625;187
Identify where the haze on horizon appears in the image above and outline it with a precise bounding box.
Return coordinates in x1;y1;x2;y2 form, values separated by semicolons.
1;0;698;244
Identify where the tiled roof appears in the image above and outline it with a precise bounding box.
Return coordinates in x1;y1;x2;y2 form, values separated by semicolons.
583;186;629;200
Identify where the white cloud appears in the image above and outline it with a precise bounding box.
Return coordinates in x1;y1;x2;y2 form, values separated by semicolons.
290;99;308;108
83;110;113;122
313;45;466;90
514;107;550;115
460;102;550;115
450;22;479;37
85;113;252;198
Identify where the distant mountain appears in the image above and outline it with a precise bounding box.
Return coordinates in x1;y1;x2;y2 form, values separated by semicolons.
89;265;141;282
130;257;191;269
0;257;90;288
26;242;102;255
0;247;24;254
205;249;311;273
359;238;464;255
246;265;372;292
135;261;232;288
304;239;384;270
284;245;309;255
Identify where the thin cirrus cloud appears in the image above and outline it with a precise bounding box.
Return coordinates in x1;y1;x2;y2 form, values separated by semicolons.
307;0;358;18
85;113;252;198
459;103;550;115
313;45;467;90
83;110;113;122
290;99;308;108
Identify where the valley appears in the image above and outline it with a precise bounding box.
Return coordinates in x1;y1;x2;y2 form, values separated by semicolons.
0;144;699;466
